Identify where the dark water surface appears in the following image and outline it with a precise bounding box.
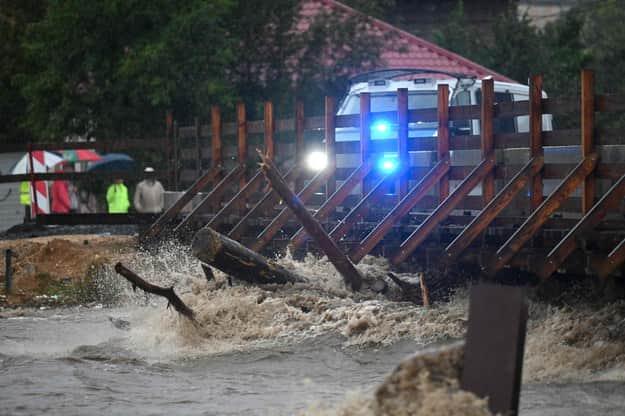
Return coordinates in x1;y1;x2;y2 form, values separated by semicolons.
1;308;624;415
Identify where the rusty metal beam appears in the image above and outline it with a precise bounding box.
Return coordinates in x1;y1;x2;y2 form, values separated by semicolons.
539;172;625;279
445;156;544;262
250;168;333;252
349;157;450;263
391;157;496;265
173;165;245;235
489;153;599;274
141;167;222;241
289;161;374;250
228;165;300;241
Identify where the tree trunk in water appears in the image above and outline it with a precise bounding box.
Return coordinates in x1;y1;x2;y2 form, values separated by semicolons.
192;226;307;285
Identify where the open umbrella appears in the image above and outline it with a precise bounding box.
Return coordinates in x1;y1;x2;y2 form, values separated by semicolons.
87;153;135;172
11;151;64;174
60;149;101;163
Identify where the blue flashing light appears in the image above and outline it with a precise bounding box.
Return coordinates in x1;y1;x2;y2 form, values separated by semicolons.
377;155;400;174
372;120;390;134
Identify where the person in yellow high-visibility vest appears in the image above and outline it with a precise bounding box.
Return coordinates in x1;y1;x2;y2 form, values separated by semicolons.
20;181;31;222
106;179;130;214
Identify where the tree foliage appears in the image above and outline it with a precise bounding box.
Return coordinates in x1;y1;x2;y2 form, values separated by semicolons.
7;0;387;141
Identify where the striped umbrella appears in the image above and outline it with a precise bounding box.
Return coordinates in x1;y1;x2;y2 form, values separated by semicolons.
60;149;101;162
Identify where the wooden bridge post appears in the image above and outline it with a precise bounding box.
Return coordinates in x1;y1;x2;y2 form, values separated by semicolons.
165;110;173;189
398;88;409;198
529;74;544;210
481;77;495;205
296;101;306;192
360;93;371;196
264;101;275;160
237;102;247;189
581;69;596;214
173;120;179;191
325;97;337;198
438;84;450;201
194;117;201;179
211;105;223;170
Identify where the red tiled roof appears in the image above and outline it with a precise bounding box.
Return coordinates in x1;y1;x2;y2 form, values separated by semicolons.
300;0;516;83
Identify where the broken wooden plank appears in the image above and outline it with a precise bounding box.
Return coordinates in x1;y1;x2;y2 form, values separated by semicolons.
259;151;362;291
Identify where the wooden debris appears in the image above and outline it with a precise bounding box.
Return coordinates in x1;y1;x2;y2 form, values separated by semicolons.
114;262;197;324
192;226;307;285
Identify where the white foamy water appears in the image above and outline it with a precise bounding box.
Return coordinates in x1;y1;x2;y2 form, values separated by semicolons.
2;241;625;415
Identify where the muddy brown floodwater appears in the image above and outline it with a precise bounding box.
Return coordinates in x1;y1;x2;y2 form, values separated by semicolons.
1;238;625;415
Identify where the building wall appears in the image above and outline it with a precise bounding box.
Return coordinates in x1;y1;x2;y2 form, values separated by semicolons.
0;153;25;232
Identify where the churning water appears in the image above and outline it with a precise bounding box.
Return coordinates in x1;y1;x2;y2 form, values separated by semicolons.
2;241;625;415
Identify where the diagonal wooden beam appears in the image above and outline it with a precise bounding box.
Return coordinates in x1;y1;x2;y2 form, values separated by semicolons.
349;157;450;264
594;237;625;280
228;165;300;241
141;167;222;241
538;172;625;279
488;153;598;275
173;165;244;235
445;156;544;262
250;168;334;252
328;169;402;243
207;170;265;230
289;161;374;250
391;156;496;266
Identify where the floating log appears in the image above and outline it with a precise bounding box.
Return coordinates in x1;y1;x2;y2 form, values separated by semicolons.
258;151;363;291
114;263;197;324
192;226;307;285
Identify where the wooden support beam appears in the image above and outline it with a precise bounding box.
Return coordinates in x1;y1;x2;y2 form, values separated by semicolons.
259;152;362;291
237;102;247;188
594;237;625;279
391;157;496;265
166;111;174;189
141;167;222;241
264;101;275;159
325;97;337;197
445;156;544;262
289;161;374;250
529;75;544;210
581;69;595;214
350;157;450;264
207;170;265;230
398;88;409;198
211;106;223;168
173;165;245;235
173;120;179;191
360;93;371;195
437;84;450;201
328;170;401;243
489;154;598;274
539;173;625;279
194;117;201;179
296;101;306;192
481;78;495;205
250;168;333;252
228;165;300;241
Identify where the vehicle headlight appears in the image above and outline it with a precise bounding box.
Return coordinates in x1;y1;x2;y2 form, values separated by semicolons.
306;151;328;172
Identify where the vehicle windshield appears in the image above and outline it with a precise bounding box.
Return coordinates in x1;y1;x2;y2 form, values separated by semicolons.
340;91;438;115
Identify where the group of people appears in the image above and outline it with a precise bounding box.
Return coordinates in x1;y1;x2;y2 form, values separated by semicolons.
24;166;166;215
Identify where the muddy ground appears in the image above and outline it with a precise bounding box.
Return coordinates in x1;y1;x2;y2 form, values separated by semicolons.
0;234;136;307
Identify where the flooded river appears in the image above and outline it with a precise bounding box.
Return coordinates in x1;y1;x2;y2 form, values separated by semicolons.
2;244;625;415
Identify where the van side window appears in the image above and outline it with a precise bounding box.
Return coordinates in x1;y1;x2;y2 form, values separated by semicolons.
475;89;516;133
450;89;471;135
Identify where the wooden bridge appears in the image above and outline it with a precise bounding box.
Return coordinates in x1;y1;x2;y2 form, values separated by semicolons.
4;70;625;280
